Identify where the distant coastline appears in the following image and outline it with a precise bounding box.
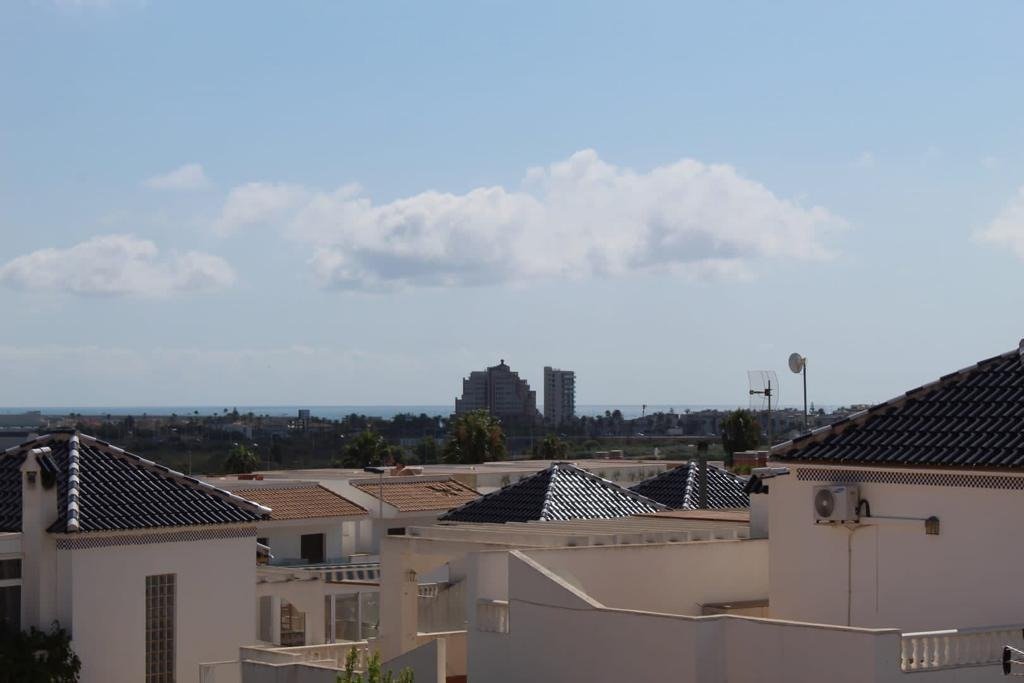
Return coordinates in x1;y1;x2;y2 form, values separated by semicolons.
0;403;834;421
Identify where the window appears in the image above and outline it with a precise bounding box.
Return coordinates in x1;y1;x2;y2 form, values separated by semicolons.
280;601;305;646
0;558;20;631
145;574;175;683
300;533;324;564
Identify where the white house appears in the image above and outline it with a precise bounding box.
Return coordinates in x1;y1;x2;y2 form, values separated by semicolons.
0;430;271;683
329;475;480;552
221;481;369;564
766;343;1024;634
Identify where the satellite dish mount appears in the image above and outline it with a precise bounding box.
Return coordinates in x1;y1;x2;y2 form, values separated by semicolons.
789;353;808;432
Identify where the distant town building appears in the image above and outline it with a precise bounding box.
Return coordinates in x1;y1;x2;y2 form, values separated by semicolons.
455;360;540;422
543;366;575;425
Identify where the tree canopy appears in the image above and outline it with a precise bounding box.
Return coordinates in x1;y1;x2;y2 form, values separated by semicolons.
413;436;440;465
340;429;389;468
223;443;259;474
443;410;507;464
0;622;81;683
720;409;762;461
533;434;569;460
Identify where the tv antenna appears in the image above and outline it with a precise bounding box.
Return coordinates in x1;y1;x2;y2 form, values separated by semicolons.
789;353;808;432
747;370;778;446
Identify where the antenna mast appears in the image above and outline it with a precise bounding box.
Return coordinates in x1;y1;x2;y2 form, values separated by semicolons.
747;370;779;447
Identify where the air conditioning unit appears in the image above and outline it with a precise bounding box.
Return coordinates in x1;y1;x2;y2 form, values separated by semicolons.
813;485;859;523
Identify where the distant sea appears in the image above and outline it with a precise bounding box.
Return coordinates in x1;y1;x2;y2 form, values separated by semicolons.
0;404;771;421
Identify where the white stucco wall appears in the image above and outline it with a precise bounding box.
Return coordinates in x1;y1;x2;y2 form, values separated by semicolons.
258;519;357;564
523;539;769;615
469;550;907;683
69;531;256;683
768;464;1024;631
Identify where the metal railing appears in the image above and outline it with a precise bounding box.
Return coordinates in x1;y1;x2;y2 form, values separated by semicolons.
901;624;1024;672
476;599;509;634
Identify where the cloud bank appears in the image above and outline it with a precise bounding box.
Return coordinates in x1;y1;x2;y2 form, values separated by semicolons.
0;234;235;296
144;163;210;191
977;187;1024;259
215;150;843;290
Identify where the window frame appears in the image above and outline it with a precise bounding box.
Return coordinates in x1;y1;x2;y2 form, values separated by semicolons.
145;573;176;683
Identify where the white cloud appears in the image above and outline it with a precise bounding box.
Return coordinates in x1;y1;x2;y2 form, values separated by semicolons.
0;234;236;296
976;187;1024;259
215;149;844;290
213;182;310;235
143;163;210;191
855;151;875;168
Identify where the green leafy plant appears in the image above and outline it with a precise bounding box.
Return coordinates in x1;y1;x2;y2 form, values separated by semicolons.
533;434;569;460
338;648;413;683
340;429;389;468
0;622;81;683
720;409;761;465
223;443;259;474
443;410;506;464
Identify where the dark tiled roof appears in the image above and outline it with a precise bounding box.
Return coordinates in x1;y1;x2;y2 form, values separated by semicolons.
630;463;749;510
440;463;666;523
773;348;1024;469
0;432;269;533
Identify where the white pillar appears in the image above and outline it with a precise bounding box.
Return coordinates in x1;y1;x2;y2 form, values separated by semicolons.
20;448;59;630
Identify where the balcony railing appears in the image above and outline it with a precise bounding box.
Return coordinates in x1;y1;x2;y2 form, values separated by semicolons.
900;624;1024;672
476;599;509;633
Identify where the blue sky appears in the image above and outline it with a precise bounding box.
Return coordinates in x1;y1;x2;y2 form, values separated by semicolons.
3;1;1024;408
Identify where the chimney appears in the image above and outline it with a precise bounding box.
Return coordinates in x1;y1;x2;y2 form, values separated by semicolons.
20;444;60;629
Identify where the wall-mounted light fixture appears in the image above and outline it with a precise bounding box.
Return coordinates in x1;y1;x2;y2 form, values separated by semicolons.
925;516;940;535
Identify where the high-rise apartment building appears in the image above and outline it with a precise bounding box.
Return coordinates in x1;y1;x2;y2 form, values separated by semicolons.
455;360;540;422
544;366;576;425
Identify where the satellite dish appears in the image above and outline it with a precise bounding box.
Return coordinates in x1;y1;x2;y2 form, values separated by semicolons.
789;353;805;374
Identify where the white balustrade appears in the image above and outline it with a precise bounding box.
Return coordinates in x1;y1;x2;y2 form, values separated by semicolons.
476;599;510;633
900;624;1024;672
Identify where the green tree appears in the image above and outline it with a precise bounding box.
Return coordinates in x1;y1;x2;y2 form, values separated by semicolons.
533;434;569;460
720;409;762;464
0;622;82;683
338;648;413;683
443;410;506;464
341;429;388;468
413;436;440;464
224;443;259;474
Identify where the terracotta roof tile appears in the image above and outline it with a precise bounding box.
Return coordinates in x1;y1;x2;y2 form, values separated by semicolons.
351;477;479;512
233;485;366;520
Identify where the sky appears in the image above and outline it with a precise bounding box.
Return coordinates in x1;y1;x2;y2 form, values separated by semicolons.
3;1;1024;408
